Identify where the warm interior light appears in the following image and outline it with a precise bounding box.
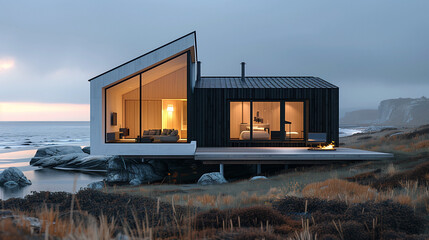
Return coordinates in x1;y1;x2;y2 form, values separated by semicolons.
167;104;174;112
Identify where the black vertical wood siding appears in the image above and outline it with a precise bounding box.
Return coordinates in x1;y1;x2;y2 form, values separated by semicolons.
191;87;339;147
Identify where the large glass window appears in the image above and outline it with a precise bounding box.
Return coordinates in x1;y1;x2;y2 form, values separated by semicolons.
229;101;250;140
285;102;304;139
252;102;280;140
229;101;305;141
105;75;140;142
105;53;188;143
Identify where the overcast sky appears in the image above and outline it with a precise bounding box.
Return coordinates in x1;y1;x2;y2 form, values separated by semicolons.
0;0;428;119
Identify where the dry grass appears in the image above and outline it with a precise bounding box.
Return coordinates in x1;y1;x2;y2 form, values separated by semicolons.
302;179;377;203
356;127;429;154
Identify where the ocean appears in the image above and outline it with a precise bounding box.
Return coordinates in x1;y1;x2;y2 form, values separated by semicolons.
0;121;90;153
0;121;102;199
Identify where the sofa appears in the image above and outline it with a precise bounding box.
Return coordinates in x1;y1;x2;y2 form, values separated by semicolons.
141;129;180;143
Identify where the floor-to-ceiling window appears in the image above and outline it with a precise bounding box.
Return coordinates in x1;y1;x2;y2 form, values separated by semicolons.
229;100;305;141
105;75;140;142
229;101;250;140
105;53;188;143
252;102;280;140
285;102;304;139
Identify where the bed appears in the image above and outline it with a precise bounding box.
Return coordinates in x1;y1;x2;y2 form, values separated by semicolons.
239;130;270;140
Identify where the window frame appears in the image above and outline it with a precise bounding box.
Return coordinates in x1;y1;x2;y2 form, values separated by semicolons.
104;51;190;144
227;99;308;143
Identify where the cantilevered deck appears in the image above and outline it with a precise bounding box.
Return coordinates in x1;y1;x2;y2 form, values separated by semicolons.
195;147;393;164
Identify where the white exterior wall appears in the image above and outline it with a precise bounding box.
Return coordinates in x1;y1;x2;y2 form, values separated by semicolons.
90;33;197;156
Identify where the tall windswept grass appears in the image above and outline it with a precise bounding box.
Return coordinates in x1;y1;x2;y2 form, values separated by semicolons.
302;179;377;203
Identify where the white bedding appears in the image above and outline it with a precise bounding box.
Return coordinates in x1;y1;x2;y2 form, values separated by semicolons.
239;131;270;140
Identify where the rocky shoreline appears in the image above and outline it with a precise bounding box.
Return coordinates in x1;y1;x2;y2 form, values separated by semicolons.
28;145;240;188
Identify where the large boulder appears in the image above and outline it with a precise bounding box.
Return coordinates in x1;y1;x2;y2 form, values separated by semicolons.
197;172;227;185
106;157;164;184
0;167;32;187
30;146;110;171
31;153;89;168
31;146;84;164
56;155;110;171
4;181;19;188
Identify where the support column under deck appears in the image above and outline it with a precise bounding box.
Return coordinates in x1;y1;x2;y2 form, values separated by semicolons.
256;164;261;175
219;164;224;176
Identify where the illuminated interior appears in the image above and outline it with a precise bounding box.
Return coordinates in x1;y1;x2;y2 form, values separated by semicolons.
105;54;187;143
229;101;304;141
285;102;304;139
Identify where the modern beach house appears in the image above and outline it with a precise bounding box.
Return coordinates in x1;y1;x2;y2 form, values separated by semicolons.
89;32;340;157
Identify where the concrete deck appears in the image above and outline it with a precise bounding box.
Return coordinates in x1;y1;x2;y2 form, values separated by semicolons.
195;147;393;164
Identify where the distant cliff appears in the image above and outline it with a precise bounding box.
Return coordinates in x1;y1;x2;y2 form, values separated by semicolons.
341;109;378;125
341;97;429;126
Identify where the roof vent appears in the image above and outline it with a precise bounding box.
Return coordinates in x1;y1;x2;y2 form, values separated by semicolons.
241;62;245;82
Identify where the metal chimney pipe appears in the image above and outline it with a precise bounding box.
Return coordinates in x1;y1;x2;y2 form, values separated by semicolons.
197;61;201;81
241;62;245;82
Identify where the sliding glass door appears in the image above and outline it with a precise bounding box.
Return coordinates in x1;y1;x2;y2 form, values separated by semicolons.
229;100;305;141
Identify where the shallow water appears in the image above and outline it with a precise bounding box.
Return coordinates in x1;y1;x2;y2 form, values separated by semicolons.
0;149;105;200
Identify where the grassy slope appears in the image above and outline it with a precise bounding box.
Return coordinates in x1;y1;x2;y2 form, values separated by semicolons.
2;125;429;239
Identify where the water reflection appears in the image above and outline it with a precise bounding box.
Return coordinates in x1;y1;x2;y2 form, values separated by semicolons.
0;150;105;200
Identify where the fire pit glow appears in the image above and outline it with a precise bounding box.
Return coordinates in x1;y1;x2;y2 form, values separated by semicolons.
308;141;336;151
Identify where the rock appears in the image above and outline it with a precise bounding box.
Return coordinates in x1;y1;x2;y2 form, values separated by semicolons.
56;155;110;171
82;146;90;154
129;178;142;185
107;157;164;184
249;176;268;181
31;145;84;164
145;159;169;176
87;181;105;190
197;172;227;185
30;150;109;171
0;167;32;187
31;153;89;168
3;181;19;188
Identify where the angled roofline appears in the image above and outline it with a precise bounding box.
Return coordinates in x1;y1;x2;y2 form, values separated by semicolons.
88;31;197;82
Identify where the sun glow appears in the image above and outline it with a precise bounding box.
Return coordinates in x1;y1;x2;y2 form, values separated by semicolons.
0;102;89;121
0;59;14;71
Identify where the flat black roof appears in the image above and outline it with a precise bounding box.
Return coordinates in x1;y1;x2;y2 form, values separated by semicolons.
196;76;338;89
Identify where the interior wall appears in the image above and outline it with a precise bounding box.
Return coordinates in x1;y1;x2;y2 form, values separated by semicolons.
105;75;139;134
285;102;304;138
142;100;162;131
162;100;186;138
229;102;250;139
253;102;280;132
125;100;139;138
141;67;186;100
